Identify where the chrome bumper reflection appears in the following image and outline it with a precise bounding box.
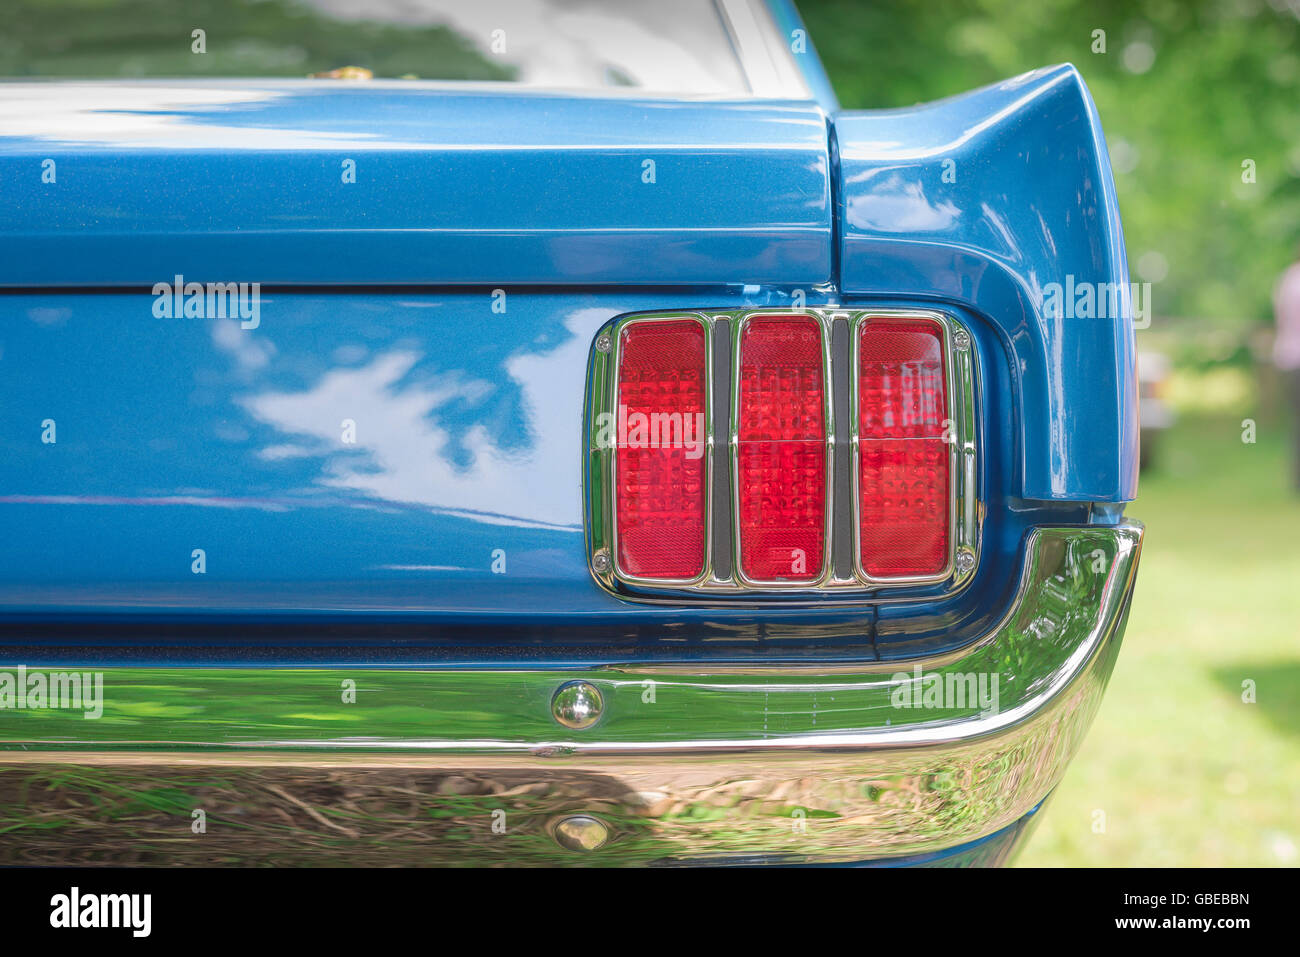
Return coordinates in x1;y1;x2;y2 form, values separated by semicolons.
0;524;1141;865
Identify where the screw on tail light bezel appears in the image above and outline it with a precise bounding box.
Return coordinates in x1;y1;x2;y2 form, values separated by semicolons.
584;307;981;603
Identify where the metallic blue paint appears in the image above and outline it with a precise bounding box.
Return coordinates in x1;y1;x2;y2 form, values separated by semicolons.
0;83;832;287
0;43;1134;661
833;64;1139;502
0;287;1084;665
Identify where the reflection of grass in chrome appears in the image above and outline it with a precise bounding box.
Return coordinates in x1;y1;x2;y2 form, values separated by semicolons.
5;669;555;743
0;766;750;866
1021;415;1300;867
0;764;1023;865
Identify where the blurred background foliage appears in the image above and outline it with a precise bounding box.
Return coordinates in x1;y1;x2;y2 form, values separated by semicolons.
800;0;1300;329
802;1;1300;867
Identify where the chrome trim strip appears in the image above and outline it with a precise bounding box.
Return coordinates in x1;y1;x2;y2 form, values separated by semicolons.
0;524;1142;865
0;527;1139;750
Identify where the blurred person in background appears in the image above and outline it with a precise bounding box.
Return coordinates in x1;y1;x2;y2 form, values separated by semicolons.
1276;247;1300;491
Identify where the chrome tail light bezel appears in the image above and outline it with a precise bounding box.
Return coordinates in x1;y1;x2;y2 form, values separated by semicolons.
729;311;837;589
850;309;974;587
585;307;980;604
588;313;716;590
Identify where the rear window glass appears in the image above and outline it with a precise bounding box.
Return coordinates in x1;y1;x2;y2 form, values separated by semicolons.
1;0;752;94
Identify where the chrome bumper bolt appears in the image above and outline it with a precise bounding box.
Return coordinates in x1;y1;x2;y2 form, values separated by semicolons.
552;815;609;852
551;680;604;730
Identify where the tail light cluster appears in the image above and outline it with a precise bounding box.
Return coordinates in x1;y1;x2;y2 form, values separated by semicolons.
588;309;977;599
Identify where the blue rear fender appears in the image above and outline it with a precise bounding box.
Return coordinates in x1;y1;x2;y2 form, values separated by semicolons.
833;64;1138;504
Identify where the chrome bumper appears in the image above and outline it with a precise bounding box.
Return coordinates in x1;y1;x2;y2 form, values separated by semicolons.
0;524;1141;866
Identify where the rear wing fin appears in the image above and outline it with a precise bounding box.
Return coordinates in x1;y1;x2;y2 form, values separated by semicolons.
833;64;1138;502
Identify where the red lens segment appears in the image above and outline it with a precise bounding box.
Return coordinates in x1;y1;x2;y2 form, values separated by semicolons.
857;319;950;577
614;320;708;580
736;316;826;582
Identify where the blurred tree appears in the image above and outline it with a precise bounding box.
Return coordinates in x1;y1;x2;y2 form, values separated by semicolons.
799;0;1300;323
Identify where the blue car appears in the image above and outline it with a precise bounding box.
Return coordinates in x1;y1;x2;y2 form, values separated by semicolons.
0;0;1141;866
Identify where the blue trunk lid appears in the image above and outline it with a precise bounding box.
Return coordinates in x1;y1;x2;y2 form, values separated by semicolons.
0;81;832;286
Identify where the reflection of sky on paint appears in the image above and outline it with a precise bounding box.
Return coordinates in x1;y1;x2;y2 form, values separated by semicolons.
0;83;823;151
0;84;437;150
843;170;960;234
0;292;686;592
235;307;609;530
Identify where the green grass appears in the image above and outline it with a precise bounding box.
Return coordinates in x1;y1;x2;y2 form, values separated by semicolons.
1018;414;1300;866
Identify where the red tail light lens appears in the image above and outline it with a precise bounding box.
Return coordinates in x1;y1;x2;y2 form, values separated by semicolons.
857;318;950;578
736;316;826;582
614;320;708;580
